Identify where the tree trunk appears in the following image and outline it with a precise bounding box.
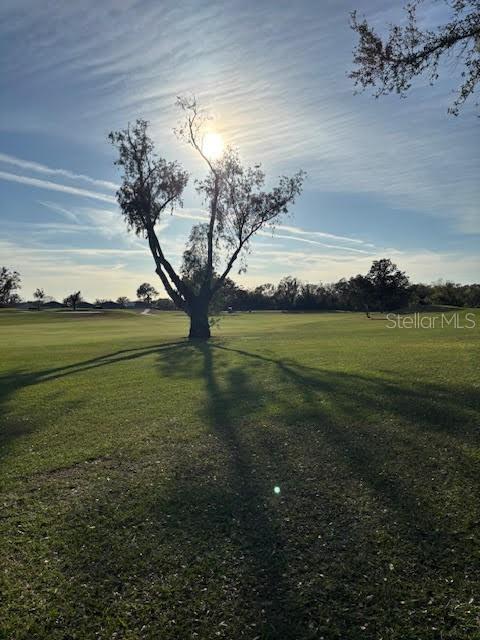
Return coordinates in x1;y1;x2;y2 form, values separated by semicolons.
189;304;210;340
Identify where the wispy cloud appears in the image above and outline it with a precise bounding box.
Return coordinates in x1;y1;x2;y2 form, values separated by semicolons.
173;208;209;222
1;0;478;297
0;240;152;301
270;232;371;254
12;246;147;256
3;0;477;234
38;200;80;223
0;170;116;203
240;247;480;287
277;224;365;245
35;201;157;248
0;152;118;190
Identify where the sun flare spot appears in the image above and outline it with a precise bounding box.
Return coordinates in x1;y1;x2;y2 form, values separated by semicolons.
202;132;224;160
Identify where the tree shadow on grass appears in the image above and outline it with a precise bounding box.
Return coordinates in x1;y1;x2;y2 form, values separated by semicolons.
2;339;479;638
182;342;303;636
152;341;479;635
0;340;188;465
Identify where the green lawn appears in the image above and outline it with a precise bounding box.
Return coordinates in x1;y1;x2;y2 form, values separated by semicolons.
1;309;479;639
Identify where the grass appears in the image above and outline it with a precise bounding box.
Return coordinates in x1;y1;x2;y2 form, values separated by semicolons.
1;309;479;639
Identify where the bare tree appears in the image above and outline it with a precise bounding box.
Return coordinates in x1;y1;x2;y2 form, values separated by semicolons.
116;296;130;307
63;291;82;311
33;288;46;310
109;99;305;339
350;0;480;114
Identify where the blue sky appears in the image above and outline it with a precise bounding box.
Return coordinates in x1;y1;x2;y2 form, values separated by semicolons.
1;0;478;301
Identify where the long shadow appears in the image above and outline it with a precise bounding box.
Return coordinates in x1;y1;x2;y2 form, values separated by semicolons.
189;341;304;636
210;343;480;513
155;341;479;635
189;343;480;635
3;338;479;637
26;341;313;637
0;340;189;465
212;344;480;442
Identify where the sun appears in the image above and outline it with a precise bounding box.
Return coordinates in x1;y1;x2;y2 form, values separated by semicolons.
202;132;224;160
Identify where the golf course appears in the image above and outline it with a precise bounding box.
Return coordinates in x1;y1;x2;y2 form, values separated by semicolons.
1;308;479;639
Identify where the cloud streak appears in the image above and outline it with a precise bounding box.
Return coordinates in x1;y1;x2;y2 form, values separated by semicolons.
277;224;365;245
0;170;116;203
3;0;477;237
38;200;80;223
0;152;118;190
1;0;478;296
270;232;371;254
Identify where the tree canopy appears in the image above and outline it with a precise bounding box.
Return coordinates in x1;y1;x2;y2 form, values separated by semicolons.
0;267;21;305
350;0;480;114
136;283;158;304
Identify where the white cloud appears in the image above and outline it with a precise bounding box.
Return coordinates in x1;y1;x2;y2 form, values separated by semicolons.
2;229;478;303
1;0;477;244
0;239;153;301
0;170;116;203
259;231;372;254
38;200;80;223
0;152;118;190
277;224;365;245
238;247;480;287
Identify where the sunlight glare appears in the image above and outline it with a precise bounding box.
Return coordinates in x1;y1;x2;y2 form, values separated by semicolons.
202;132;224;160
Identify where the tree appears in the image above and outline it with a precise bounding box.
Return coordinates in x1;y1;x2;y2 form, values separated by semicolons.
251;283;276;310
207;276;241;313
297;283;322;310
350;0;480;115
275;276;302;310
348;275;375;314
63;291;82;311
116;296;130;307
410;283;431;305
109;99;304;339
0;267;21;305
33;288;46;310
136;283;158;305
155;298;176;310
366;258;411;311
431;279;466;306
464;283;480;306
333;275;374;314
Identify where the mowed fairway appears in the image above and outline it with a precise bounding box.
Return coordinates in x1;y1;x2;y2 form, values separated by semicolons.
1;309;479;639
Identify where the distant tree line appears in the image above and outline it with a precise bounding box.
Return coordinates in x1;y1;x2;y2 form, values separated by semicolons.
215;259;480;312
1;259;479;311
219;276;480;312
157;259;480;312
